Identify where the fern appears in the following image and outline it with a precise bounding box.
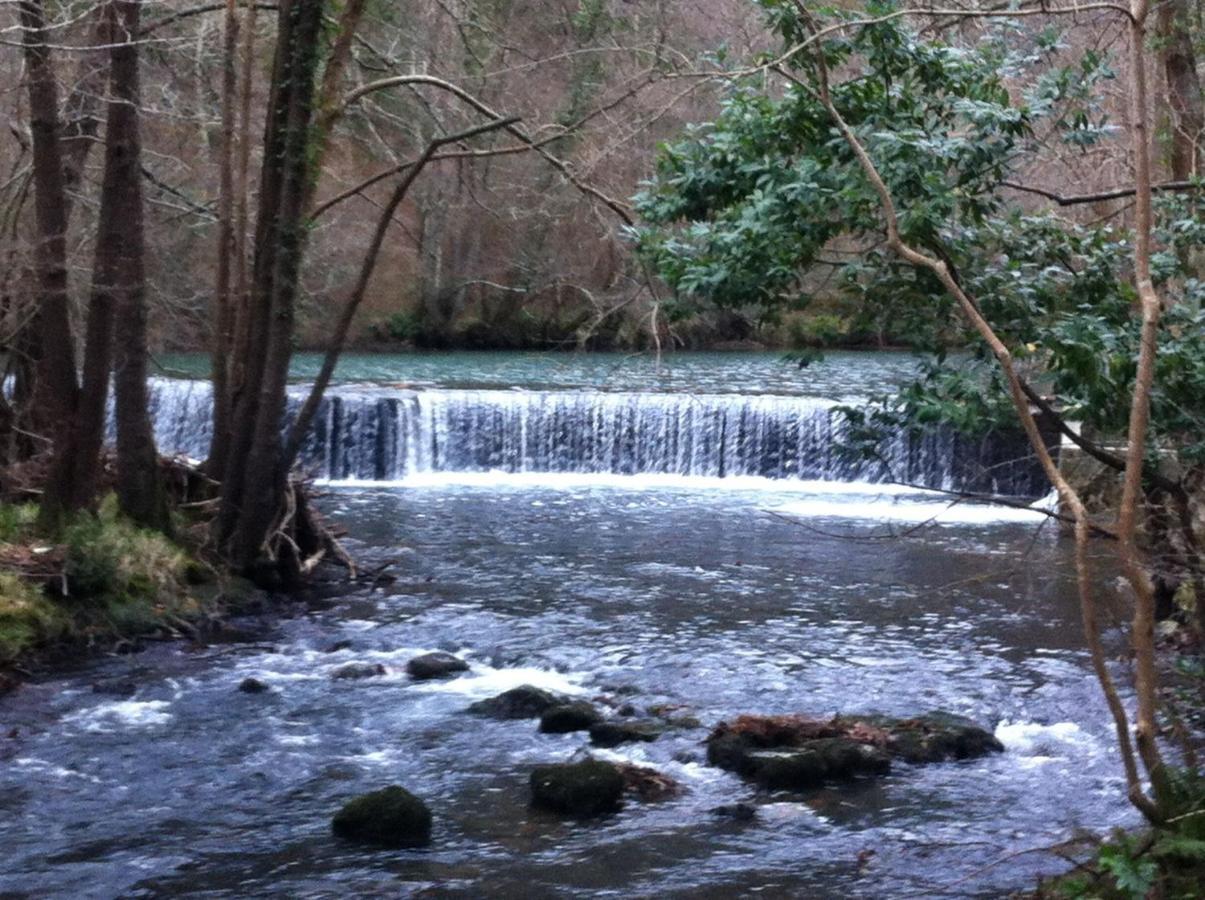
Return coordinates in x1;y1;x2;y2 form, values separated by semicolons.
1098;841;1157;899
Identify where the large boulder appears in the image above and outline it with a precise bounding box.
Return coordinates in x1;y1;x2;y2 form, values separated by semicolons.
588;720;664;748
530;759;624;816
854;712;1005;763
539;702;603;734
705;710;1001;789
746;739;890;790
406;652;469;680
467;685;565;719
331;785;432;847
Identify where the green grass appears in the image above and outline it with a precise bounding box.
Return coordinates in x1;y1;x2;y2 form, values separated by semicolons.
0;571;71;663
0;497;213;666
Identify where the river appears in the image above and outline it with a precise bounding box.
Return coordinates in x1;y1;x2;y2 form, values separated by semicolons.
1;352;1136;897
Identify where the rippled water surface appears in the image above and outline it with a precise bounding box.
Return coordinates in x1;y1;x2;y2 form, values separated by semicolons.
157;350;922;399
1;480;1135;898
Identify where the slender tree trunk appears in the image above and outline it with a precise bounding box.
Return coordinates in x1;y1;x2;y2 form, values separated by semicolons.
5;6;104;478
208;0;240;478
219;0;326;574
1157;0;1204;181
788;0;1168;824
107;0;170;532
19;0;79;479
224;0;259;464
1118;0;1171;814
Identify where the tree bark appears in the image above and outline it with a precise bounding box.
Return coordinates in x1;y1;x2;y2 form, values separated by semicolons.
1157;0;1203;180
222;0;260;470
107;0;171;532
208;0;240;478
19;0;80;476
218;0;326;574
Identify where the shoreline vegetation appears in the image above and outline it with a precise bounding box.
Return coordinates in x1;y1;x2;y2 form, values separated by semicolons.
0;456;345;696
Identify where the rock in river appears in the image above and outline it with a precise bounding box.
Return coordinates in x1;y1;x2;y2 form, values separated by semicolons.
331;662;386;680
467;684;565;719
745;739;891;790
530;759;624;816
238;677;270;694
406;652;469;680
538;701;603;734
857;711;1005;763
331;785;432;847
588;720;664;748
706;710;1001;789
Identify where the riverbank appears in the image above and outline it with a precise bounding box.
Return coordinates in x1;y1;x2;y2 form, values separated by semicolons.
0;494;285;696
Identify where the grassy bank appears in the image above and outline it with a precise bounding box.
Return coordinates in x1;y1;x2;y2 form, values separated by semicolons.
0;496;258;688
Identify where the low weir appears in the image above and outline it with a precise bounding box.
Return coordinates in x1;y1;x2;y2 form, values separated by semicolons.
146;378;1053;497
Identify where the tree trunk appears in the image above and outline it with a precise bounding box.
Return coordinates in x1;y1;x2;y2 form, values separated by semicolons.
107;0;170;532
221;0;260;473
1157;0;1203;181
19;0;80;487
208;0;240;478
218;0;326;574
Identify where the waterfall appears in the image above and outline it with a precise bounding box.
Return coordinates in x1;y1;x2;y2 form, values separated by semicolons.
146;378;1052;497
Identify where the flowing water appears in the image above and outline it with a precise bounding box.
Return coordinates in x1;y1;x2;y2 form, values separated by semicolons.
2;352;1137;897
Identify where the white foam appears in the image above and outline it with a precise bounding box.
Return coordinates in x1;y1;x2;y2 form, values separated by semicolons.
319;472;946;496
995;720;1095;763
770;496;1050;525
63;699;173;732
13;758;104;783
411;664;585;698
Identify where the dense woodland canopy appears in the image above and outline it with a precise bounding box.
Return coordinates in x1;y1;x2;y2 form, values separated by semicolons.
0;0;1202;887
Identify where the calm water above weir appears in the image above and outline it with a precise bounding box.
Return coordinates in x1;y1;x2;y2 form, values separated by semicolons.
157;349;921;398
4;353;1135;897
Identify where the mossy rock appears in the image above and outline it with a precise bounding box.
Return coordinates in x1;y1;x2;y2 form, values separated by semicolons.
748;739;891;790
530;759;624;817
588;720;664;748
331;785;432;847
539;701;603;734
706;732;758;774
467;684;566;719
852;712;1004;763
705;710;998;791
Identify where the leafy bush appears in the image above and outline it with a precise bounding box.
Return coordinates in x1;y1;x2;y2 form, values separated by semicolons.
0;504;37;543
1054;776;1205;898
382;311;424;342
787;313;849;348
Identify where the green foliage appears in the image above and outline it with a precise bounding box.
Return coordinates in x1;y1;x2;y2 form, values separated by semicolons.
786;313;848;348
0;504;37;543
0;498;213;665
1053;773;1205;899
63;504;189;603
0;572;70;665
636;1;1205;475
634;1;1028;314
1097;834;1159;899
375;311;425;343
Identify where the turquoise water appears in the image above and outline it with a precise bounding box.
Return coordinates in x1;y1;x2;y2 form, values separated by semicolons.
157;350;921;399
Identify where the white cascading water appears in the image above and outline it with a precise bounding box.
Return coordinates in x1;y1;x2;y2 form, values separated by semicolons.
143;378;1050;497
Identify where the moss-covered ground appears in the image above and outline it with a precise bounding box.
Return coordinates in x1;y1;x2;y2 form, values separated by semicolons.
0;496;247;676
